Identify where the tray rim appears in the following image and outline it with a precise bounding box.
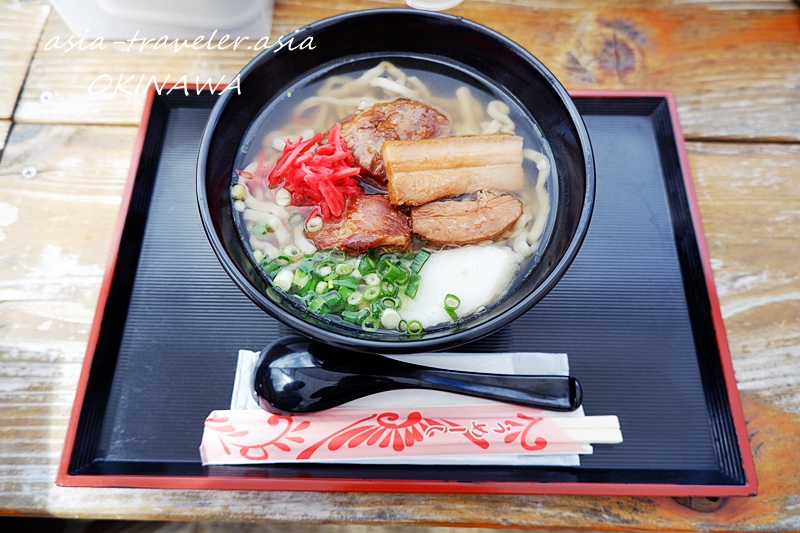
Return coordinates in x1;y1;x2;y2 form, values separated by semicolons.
56;86;757;496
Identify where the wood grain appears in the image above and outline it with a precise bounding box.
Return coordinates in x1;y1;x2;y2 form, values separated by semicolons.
0;0;50;119
12;1;800;142
1;124;799;528
689;142;800;415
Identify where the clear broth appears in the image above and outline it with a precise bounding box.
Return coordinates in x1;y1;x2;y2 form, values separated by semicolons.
232;57;559;335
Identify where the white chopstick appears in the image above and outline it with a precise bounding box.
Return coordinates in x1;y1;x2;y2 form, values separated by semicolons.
550;416;623;444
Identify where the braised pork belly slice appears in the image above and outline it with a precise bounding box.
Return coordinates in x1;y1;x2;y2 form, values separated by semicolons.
382;134;524;206
411;193;523;245
312;194;411;253
340;98;451;180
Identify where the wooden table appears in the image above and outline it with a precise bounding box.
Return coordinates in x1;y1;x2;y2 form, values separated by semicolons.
1;0;799;529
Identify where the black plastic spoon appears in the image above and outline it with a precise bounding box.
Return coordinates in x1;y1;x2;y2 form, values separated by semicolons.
252;336;582;414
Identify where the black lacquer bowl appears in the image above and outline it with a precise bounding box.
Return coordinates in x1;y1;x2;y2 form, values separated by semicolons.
197;8;595;354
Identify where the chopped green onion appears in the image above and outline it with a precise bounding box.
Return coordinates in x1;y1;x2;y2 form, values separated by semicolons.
273;268;294;291
381;252;401;263
444;294;461;309
444;293;460;321
376;258;394;278
363;286;381;302
348;263;363;279
262;260;282;277
367;248;382;263
252;250;265;263
407;320;423;334
333;276;359;290
294;276;314;296
380;296;398;309
358;254;376;276
378;261;410;284
347;291;364;306
305;216;323;233
342;308;370;325
308;296;326;312
356;308;371;323
394;267;410;285
380;308;402;330
287;212;303;227
338;286;354;301
404;274;421;299
314;261;335;278
321;291;342;308
410;250;431;273
283;245;303;262
231;183;247;200
266;244;435;329
362;318;379;332
370;301;384;317
380;280;397;297
297;260;314;274
335;263;354;276
292;270;309;288
298;292;316;306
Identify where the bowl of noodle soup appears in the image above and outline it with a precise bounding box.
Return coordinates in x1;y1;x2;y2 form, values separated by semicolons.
197;8;595;354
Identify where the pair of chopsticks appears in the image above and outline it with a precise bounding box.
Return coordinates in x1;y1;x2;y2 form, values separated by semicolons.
549;415;623;445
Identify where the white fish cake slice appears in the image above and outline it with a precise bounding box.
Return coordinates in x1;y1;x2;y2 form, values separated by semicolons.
399;245;522;328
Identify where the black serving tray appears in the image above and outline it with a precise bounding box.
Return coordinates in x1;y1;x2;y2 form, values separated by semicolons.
58;89;755;496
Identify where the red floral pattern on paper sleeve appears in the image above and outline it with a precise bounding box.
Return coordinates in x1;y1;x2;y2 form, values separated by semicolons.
204;412;309;460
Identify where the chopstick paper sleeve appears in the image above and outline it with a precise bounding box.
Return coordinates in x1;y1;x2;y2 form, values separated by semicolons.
200;405;595;465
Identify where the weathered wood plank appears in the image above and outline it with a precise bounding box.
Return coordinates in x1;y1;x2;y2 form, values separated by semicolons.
12;1;800;142
0;125;134;513
0;0;50;119
1;123;798;528
12;8;261;126
689;142;800;416
0;125;132;397
0;120;9;151
0;124;130;521
447;2;800;141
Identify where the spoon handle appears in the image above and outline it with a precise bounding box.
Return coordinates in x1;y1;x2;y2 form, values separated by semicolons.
402;369;582;412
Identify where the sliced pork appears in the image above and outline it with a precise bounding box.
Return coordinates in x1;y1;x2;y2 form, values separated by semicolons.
312;194;411;253
411;193;523;245
340;98;451;180
382;134;524;206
